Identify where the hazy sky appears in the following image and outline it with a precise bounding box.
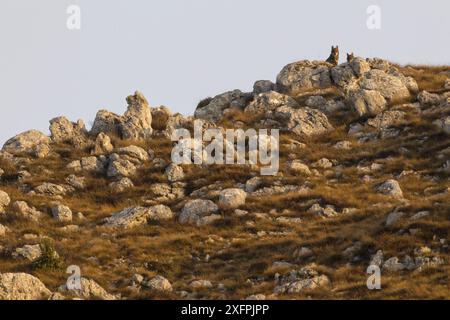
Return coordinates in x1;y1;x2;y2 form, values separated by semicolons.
1;0;449;145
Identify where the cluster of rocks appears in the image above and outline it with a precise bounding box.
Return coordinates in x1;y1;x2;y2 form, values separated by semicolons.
0;53;448;300
0;272;116;300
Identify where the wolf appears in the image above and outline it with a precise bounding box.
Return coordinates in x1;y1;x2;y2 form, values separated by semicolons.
326;45;339;66
347;52;355;63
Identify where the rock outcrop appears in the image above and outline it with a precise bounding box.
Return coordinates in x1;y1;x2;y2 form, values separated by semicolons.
2;130;51;158
0;273;52;300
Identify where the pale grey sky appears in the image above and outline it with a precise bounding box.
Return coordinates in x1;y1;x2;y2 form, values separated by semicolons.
0;0;449;145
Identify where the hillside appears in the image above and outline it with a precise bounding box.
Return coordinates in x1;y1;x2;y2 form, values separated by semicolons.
0;54;449;300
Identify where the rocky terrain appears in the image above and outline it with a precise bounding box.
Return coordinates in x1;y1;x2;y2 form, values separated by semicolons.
0;55;449;300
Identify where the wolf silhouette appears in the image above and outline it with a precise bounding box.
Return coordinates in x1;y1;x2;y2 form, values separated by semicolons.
326;46;339;66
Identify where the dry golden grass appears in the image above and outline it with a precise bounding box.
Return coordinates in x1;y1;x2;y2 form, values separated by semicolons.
0;64;449;300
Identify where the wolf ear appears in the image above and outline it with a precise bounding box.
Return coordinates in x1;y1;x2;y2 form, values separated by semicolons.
331;45;334;50
336;45;339;49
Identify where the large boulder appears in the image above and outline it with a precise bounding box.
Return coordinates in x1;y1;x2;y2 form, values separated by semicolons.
2;130;51;158
331;58;418;117
245;91;299;114
117;145;149;162
49;116;89;148
359;69;412;102
178;199;220;225
345;89;387;117
0;273;52;300
270;106;333;136
90;92;153;141
194;90;252;122
244;91;333;137
58;277;116;300
276;60;332;96
120;91;153;140
90;110;122;137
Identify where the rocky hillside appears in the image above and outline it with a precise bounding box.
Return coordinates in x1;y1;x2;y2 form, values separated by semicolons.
0;55;449;300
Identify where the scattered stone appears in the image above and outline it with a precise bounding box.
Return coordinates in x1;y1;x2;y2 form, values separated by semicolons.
12;244;42;261
369;250;384;267
410;211;430;221
293;247;314;260
143;275;172;292
178;199;220;226
417;91;442;107
334;141;352;150
59;277;116;300
385;210;405;226
246;294;266;300
35;183;69;197
11;201;43;221
109;177;134;193
218;188;247;209
190;279;213;289
288;160;311;175
51;204;73;223
382;257;405;272
66;175;86;190
245;177;262;193
104;205;173;229
312;158;333;169
274;265;330;294
81;156;106;173
376;179;403;199
107;158;137;178
165;163;184;182
308;203;339;218
0;224;10;237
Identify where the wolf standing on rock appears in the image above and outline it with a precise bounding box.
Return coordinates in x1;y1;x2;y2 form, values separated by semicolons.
326;45;339;65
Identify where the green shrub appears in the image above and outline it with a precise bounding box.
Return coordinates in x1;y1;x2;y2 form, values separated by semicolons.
32;239;64;271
